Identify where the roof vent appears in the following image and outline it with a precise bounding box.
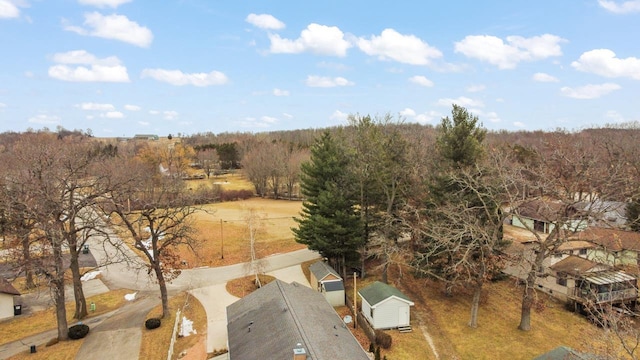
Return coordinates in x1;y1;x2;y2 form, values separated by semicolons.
293;343;306;360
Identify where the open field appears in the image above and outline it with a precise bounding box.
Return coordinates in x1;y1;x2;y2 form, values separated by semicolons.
177;198;306;268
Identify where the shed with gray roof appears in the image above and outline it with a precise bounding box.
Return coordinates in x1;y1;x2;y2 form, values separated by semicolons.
309;261;345;306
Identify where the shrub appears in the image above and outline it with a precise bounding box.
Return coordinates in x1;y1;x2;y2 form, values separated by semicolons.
375;329;392;349
68;324;90;340
145;318;161;330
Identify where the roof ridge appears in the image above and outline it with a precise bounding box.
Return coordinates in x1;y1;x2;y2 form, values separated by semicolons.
277;280;317;358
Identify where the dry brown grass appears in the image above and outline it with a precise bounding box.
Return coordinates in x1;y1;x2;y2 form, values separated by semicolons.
0;289;131;346
185;172;254;192
139;292;207;360
7;338;84;360
177;198;305;268
225;274;276;298
385;265;615;360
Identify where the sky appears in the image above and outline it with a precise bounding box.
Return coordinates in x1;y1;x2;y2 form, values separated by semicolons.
0;0;639;137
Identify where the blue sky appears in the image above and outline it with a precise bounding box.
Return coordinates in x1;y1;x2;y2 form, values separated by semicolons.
0;0;639;137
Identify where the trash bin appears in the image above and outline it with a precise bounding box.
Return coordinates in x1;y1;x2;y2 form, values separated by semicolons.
82;244;89;254
13;304;21;316
90;302;96;312
30;345;36;353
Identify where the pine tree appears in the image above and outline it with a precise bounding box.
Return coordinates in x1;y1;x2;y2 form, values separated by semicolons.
293;131;363;277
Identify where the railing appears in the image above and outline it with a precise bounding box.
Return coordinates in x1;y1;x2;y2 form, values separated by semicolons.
570;288;637;303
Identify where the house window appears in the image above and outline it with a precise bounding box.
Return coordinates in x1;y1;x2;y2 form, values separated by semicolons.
579;249;587;256
557;273;567;287
370;308;373;318
554;253;563;259
534;220;546;233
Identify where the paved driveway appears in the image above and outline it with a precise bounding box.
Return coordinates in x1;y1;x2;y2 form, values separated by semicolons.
190;284;239;353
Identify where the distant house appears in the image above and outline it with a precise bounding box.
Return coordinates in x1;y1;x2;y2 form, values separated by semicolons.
571;227;640;269
511;199;586;234
133;134;159;141
309;261;345;306
226;280;369;360
0;277;21;320
574;200;628;229
359;281;414;330
543;256;637;310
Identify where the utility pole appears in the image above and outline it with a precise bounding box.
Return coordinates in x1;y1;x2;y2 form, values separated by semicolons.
220;219;224;259
353;272;358;329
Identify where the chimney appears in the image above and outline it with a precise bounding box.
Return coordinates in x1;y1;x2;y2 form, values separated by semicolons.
293;343;306;360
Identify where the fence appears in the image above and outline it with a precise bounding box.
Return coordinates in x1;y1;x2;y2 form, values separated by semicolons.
167;309;181;360
346;296;376;345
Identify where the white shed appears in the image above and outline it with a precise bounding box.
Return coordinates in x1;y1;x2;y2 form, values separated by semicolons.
0;278;21;320
359;281;414;330
309;261;345;306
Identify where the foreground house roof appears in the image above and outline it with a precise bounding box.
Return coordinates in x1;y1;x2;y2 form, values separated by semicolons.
533;345;602;360
226;280;368;360
549;256;607;275
0;277;20;296
358;281;414;307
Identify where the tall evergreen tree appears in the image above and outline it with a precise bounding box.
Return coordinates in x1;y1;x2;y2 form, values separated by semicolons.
293;131;362;277
418;105;506;328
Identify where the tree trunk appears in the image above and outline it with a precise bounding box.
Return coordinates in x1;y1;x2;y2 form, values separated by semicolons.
21;234;35;289
53;241;69;341
469;280;483;328
382;261;389;284
69;245;87;319
154;262;169;318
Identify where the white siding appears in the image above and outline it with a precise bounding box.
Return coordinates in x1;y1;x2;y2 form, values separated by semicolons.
372;298;411;329
0;293;15;320
361;298;373;325
324;290;345;306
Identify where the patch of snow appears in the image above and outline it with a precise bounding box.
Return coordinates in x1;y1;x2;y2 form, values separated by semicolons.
179;316;196;337
124;292;137;301
81;271;101;282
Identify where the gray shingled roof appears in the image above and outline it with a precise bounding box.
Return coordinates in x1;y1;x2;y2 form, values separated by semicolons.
309;261;341;282
533;345;602;360
323;280;344;292
358;281;413;307
0;277;20;296
226;280;369;360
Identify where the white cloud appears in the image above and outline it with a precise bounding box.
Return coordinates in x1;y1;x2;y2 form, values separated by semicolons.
306;75;353;87
598;0;640;13
357;29;442;65
273;88;290;96
0;0;21;18
64;12;153;48
124;104;140;111
466;84;486;92
49;50;129;82
571;49;640;80
148;110;159;115
163;110;178;120
604;110;625;122
101;111;124;118
141;68;228;86
513;121;525;128
560;83;621;99
415;111;440;123
0;102;6;109
28;114;60;125
261;116;278;124
269;23;351;57
78;0;132;8
436;96;484;108
399;108;416;117
282;112;293;119
76;102;115;111
408;75;434;87
138;121;149;126
245;13;285;30
330;110;348;121
532;72;559;82
454;34;566;69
